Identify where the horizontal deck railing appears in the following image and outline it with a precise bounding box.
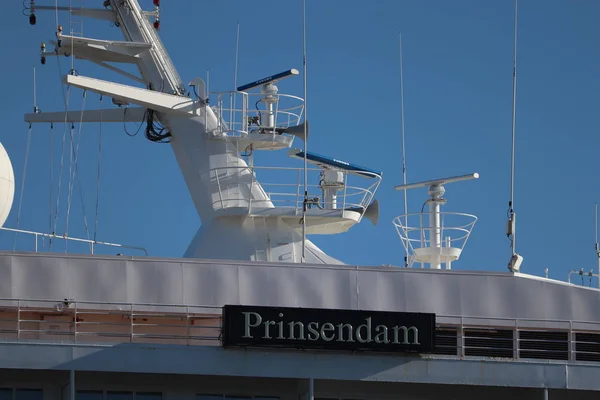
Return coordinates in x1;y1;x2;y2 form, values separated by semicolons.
0;298;599;363
0;299;222;346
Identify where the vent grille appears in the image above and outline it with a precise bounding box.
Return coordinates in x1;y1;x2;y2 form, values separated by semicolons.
432;327;457;355
575;332;600;362
519;330;568;360
464;328;513;358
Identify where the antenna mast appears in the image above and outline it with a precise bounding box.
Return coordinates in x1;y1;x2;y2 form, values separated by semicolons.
507;0;522;272
399;31;409;267
594;203;600;288
234;22;240;91
301;0;308;263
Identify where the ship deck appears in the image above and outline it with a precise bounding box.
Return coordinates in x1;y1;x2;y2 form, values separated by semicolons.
1;251;600;398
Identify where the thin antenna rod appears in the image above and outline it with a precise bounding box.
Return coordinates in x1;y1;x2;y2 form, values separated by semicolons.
301;0;308;263
399;35;408;213
508;0;518;256
206;69;210;96
234;22;240;90
399;32;409;268
590;203;600;288
33;66;38;113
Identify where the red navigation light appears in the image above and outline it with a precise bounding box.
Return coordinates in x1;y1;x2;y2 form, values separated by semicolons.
29;13;36;25
153;20;160;30
153;0;160;5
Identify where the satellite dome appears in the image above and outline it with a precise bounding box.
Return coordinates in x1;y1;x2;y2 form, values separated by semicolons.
0;142;15;228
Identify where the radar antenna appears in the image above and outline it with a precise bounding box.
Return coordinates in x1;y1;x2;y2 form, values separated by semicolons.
394;173;479;269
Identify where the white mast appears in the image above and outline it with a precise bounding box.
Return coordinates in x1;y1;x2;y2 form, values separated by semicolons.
23;0;379;264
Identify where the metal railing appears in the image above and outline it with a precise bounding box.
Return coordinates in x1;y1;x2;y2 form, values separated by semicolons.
0;299;221;346
201;165;381;217
0;227;149;256
210;91;304;138
435;315;600;362
393;212;477;268
1;298;600;364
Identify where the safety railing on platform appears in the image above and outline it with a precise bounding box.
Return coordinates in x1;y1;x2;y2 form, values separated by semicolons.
1;298;600;363
201;165;381;217
209;91;304;137
393;212;477;268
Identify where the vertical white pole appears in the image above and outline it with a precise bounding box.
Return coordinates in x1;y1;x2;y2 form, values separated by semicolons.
233;22;240;129
445;236;451;270
234;22;240;91
429;199;441;269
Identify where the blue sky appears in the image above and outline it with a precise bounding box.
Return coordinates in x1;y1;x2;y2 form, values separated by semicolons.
2;0;600;284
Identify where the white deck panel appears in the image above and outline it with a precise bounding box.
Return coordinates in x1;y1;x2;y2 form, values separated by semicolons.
0;252;598;323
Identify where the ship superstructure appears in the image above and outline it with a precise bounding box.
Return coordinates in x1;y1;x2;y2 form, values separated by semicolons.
23;0;381;264
0;1;600;400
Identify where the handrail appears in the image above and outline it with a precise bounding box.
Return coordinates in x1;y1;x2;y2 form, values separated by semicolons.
209;90;305;138
0;227;149;256
393;212;477;267
0;297;600;363
202;165;381;217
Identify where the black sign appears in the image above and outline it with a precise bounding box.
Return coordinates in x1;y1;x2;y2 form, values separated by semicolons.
222;305;435;353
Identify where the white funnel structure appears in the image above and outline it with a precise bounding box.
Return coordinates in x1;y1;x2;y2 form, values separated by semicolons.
24;0;380;263
393;173;478;269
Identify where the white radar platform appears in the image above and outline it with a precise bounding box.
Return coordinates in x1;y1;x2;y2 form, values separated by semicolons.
393;173;479;269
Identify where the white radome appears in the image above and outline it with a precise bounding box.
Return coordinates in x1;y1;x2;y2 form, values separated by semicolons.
0;142;15;227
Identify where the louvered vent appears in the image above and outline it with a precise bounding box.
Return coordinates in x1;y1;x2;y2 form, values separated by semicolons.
519;330;568;360
575;332;600;362
464;328;513;358
432;327;457;355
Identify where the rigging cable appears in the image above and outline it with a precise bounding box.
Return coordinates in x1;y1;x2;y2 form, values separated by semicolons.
300;0;308;263
52;121;71;240
52;57;72;244
65;90;90;249
13;124;33;251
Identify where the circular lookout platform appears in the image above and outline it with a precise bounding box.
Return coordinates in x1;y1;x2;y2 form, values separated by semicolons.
393;212;477;269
